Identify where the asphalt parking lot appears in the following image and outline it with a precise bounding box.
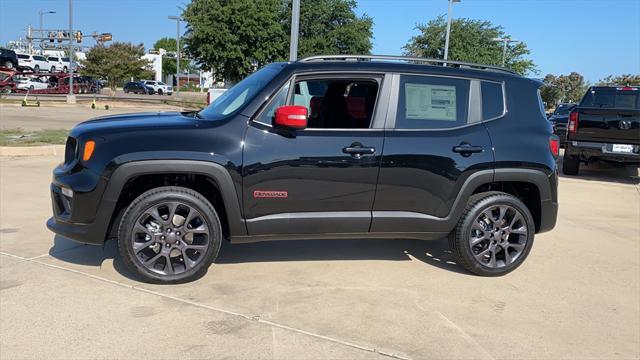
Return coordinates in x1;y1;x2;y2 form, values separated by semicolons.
1;150;639;359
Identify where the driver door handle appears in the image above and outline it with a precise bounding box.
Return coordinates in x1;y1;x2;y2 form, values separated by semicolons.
343;145;376;158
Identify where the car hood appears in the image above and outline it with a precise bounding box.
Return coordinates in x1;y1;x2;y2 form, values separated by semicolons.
70;111;198;138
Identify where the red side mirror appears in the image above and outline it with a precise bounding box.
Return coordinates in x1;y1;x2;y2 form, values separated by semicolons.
274;105;307;129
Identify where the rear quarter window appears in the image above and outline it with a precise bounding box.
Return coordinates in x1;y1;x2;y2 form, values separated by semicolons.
481;81;504;120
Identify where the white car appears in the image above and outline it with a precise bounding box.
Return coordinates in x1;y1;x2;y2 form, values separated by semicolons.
15;77;49;91
142;80;173;95
46;56;71;73
16;54;50;73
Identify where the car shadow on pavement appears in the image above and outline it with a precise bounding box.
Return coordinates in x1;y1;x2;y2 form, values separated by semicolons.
558;154;640;185
48;235;471;279
48;235;140;281
216;237;471;275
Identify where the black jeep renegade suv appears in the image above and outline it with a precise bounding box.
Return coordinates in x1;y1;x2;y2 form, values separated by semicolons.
47;55;559;283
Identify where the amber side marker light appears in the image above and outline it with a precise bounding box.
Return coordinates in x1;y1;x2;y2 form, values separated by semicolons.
83;140;95;161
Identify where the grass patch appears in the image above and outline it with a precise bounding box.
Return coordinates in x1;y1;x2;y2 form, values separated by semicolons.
0;128;69;146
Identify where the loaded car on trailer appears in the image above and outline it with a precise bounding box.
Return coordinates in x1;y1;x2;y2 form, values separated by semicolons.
47;55;559;283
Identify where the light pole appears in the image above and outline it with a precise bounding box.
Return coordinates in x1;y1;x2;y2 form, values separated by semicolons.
443;0;460;65
67;0;74;103
168;16;184;95
39;10;56;41
289;0;300;61
492;37;520;67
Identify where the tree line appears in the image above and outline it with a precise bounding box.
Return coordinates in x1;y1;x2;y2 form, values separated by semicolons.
78;0;639;93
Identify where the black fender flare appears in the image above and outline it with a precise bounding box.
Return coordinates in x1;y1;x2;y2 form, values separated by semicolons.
101;160;246;237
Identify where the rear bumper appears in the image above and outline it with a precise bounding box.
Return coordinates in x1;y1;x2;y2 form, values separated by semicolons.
566;140;640;164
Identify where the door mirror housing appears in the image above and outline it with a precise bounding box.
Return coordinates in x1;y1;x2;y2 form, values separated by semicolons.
274;105;307;130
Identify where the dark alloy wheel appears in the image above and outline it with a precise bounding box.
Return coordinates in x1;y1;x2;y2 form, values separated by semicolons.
118;186;222;283
449;192;534;276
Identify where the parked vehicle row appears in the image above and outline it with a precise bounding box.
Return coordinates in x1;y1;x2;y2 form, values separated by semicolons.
0;67;100;94
123;80;172;95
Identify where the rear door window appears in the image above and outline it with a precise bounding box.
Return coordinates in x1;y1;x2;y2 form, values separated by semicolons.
396;75;470;129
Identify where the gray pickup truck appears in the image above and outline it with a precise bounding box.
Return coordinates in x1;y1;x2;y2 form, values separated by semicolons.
563;86;640;175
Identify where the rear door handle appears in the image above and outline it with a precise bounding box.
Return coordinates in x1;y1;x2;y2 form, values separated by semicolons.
343;145;376;158
453;144;483;155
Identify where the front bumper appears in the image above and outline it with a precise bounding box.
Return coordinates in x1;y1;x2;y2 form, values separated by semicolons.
567;141;640;164
47;163;113;245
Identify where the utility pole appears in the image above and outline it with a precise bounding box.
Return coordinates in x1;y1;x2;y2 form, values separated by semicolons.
443;0;460;66
168;16;184;95
289;0;300;61
67;0;75;103
492;37;520;67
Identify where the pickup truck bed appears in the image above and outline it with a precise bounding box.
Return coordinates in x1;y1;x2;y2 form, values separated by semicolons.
563;86;640;175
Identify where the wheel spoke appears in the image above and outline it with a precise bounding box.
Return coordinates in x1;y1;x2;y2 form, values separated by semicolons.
497;206;508;222
511;226;527;235
482;210;495;224
133;239;155;252
182;249;196;270
144;252;162;265
164;255;174;275
508;242;525;250
503;245;512;265
186;244;207;251
510;212;523;229
471;234;488;245
473;247;491;261
488;248;497;267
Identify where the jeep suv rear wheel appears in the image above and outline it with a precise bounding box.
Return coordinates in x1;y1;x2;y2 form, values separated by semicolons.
118;186;222;283
449;192;534;276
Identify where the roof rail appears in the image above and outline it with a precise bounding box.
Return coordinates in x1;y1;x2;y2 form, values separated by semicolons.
299;54;519;75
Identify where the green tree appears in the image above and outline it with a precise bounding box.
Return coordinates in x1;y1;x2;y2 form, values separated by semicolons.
598;74;640;86
152;37;189;78
403;16;536;75
183;0;287;83
539;72;588;109
182;0;374;82
280;0;373;58
80;42;153;90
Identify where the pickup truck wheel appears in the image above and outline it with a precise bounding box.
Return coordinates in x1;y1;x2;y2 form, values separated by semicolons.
449;192;534;276
118;186;222;284
562;154;580;175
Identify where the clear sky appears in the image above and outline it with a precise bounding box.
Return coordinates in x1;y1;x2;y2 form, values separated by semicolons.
1;0;639;82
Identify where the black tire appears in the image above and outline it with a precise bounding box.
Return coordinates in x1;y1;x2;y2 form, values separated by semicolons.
4;61;13;69
562;154;580;175
158;89;163;95
50;66;56;72
63;66;68;73
34;65;40;73
118;186;222;284
29;85;34;90
1;86;11;94
448;191;535;276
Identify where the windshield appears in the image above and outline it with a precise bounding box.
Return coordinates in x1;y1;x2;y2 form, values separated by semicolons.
553;104;574;116
199;64;284;120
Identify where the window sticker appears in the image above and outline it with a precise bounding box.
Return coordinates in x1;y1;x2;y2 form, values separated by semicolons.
405;83;457;121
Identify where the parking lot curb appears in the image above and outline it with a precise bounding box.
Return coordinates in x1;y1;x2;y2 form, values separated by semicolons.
0;145;65;157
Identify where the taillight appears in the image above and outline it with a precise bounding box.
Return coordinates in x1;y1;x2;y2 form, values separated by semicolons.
568;111;579;134
549;137;559;158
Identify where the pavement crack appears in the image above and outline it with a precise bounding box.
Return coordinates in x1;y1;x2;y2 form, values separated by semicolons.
0;250;410;360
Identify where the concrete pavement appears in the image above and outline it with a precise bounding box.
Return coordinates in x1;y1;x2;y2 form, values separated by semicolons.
1;154;639;359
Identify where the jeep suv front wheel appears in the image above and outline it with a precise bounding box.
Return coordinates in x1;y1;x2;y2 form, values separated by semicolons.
449;192;534;276
118;186;222;283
